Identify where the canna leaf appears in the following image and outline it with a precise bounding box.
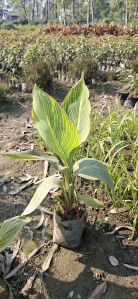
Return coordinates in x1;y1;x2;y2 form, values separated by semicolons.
77;193;104;208
63;74;91;143
73;158;113;189
32;85;80;164
0;150;58;162
22;175;61;216
0;216;31;253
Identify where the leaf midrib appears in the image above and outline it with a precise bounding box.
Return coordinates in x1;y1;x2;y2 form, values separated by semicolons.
35;90;67;164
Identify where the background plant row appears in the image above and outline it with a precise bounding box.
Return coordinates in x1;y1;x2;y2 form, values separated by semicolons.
0;28;138;78
41;24;138;36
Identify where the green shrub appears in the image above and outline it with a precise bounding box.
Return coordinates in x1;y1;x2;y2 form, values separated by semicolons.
1;22;16;30
21;44;44;68
23;59;53;91
69;58;99;83
106;69;118;81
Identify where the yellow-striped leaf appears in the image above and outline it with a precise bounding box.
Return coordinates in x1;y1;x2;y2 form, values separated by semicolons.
63;74;91;143
32;85;80;164
0;150;58;162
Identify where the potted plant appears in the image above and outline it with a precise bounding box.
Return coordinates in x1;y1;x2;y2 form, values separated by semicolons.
0;75;113;250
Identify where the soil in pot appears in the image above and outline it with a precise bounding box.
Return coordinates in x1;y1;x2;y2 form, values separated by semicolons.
53;209;87;249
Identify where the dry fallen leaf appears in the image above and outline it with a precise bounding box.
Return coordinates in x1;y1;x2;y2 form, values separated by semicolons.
5;253;27;279
67;290;74;298
27;242;47;259
123;263;138;271
87;281;107;299
41;244;58;273
109;256;119;267
34;211;45;229
40;206;53;216
34;179;44;185
18;175;32;183
5;243;46;279
109;207;128;214
44;160;49;178
105;225;133;235
41;217;50;241
20;270;37;296
9;179;34;195
5;238;21;275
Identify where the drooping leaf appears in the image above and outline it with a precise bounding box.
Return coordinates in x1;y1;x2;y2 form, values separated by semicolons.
22;175;61;216
0;150;59;167
0;216;30;253
77;193;104;208
63;74;90;143
32;85;80;164
73;158;113;189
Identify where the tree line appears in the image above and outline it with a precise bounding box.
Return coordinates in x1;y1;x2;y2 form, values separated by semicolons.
1;0;138;25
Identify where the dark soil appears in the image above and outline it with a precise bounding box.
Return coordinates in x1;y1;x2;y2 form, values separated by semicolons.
0;81;138;299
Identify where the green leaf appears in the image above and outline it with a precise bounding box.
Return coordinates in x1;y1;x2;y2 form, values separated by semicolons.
0;150;58;162
63;74;91;143
32;85;80;164
73;158;113;189
77;192;104;208
0;216;31;253
22;175;61;216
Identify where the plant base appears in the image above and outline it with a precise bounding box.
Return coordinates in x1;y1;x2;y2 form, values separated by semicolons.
53;210;87;249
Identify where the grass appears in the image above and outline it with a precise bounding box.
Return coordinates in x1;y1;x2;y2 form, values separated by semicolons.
87;105;138;236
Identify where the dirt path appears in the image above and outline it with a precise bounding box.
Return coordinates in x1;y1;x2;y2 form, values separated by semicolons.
0;84;138;299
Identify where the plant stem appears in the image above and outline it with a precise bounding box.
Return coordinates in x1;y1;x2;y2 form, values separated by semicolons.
62;167;75;212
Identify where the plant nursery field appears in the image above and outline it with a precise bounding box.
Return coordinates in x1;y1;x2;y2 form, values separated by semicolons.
0;25;138;299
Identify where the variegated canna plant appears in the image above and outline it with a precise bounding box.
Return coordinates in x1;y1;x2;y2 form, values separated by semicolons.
0;75;113;251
